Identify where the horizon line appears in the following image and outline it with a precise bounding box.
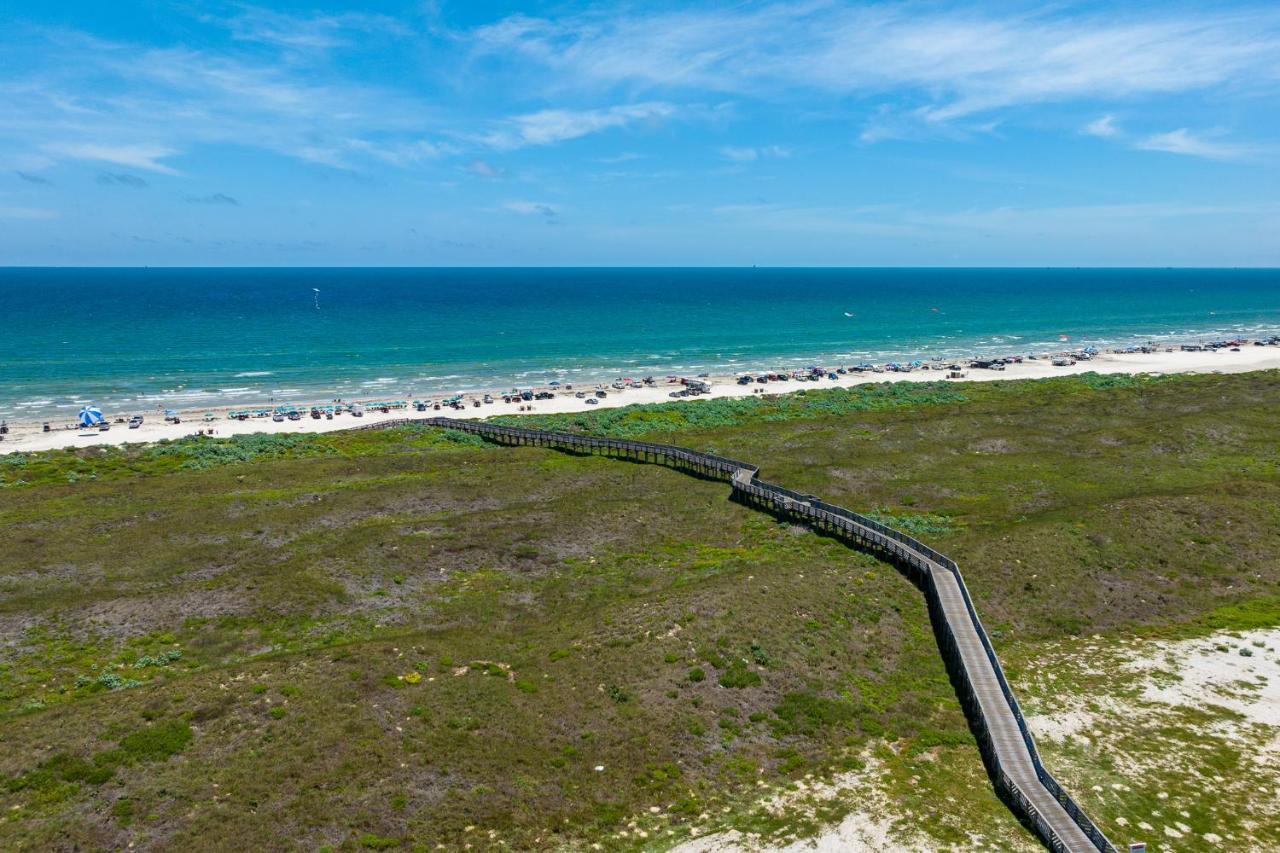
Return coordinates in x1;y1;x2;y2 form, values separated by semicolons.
3;265;1279;272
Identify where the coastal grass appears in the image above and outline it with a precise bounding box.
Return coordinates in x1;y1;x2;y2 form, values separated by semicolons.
487;370;1170;438
2;369;1280;849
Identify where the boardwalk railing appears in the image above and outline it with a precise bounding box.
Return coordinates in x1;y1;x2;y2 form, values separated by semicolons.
359;416;1116;853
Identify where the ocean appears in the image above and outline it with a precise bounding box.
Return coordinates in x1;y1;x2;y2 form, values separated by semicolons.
2;267;1278;420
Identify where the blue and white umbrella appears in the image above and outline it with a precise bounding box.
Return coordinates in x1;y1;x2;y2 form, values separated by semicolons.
78;405;104;427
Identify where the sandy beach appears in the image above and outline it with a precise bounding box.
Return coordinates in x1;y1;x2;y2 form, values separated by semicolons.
3;343;1279;456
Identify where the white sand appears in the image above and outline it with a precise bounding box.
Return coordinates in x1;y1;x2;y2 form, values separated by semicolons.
3;344;1279;456
670;752;1033;853
1023;629;1280;850
1127;629;1280;730
672;758;910;853
1026;630;1280;742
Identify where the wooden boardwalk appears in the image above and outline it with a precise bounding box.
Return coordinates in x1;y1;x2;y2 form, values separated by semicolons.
358;416;1116;852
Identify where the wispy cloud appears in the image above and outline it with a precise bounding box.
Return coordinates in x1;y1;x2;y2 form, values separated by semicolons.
97;172;149;188
719;145;790;162
1080;115;1258;161
463;158;503;178
1084;115;1119;138
15;170;52;185
502;200;560;221
1134;128;1255;161
6;31;438;174
344;138;453;167
187;192;239;205
215;6;410;51
51;143;178;174
483;102;676;150
471;5;1280;121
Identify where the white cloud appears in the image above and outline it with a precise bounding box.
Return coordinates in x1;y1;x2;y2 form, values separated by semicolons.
1084;114;1119;138
45;142;180;174
1134;128;1253;161
471;6;1280;120
344;138;454;167
215;7;411;50
483;102;676;149
719;144;790;161
1078;116;1258;161
5;32;439;174
464;159;502;177
502;200;560;218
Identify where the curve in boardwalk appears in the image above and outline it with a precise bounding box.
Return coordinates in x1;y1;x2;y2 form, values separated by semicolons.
361;416;1116;853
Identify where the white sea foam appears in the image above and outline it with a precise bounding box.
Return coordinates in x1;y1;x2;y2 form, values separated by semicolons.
145;389;221;399
234;371;273;378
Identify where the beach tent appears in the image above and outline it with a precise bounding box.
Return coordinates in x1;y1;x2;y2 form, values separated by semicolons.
78;405;105;427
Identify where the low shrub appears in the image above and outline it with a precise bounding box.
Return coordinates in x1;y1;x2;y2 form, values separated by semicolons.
359;833;400;849
145;433;335;470
717;661;761;689
771;692;858;737
119;719;194;762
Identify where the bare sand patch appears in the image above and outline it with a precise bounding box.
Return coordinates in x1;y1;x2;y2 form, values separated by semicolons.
1021;627;1280;850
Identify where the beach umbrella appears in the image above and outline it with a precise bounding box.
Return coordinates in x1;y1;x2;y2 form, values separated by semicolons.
78;405;104;427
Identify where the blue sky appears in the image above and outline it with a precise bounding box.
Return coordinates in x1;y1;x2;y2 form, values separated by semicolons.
2;1;1278;266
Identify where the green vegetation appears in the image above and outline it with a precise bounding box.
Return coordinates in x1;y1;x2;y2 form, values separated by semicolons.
491;380;971;437
490;372;1172;439
2;369;1279;850
145;432;338;469
4;718;193;798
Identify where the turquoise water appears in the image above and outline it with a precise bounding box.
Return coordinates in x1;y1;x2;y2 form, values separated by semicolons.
1;267;1278;419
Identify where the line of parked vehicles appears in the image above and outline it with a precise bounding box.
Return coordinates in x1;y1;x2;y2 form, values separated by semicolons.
736;367;842;386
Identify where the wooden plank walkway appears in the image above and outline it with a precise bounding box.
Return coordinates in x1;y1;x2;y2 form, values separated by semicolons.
357;416;1116;852
930;568;1097;851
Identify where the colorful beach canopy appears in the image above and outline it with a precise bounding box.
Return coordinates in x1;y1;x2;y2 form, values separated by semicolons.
78;405;104;427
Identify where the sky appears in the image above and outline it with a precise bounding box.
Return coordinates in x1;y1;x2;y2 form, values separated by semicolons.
1;0;1279;266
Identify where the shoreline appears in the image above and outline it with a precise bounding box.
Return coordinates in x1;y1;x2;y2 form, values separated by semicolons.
3;341;1280;456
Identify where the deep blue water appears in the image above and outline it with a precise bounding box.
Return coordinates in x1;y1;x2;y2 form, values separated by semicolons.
1;268;1278;419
